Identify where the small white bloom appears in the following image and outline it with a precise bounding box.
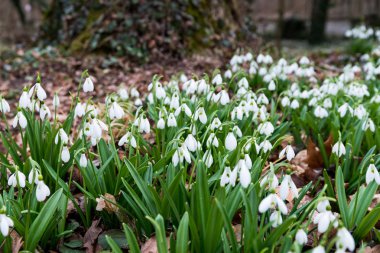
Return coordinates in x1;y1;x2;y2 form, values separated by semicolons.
167;113;177;127
0;213;14;237
55;128;69;144
366;163;380;185
269;210;283;227
19;90;31;109
332;141;346;157
194;107;207;124
314;106;328;118
279;174;298;200
335;227;355;252
0;98;10;113
203;150;213;168
157;118;165;129
12;111;27;129
212;74;223;85
36;179;50;202
295;229;308;245
80;154;88;168
185;134;198;152
312;245;325;253
109;101;124;119
268;80;276;91
61;146;70;163
83;77;94;92
279;145;295;161
259;193;287;215
8;170;26;188
118;132;137;148
225;132;237;151
258;121;274;136
28;168;39;184
74;103;85;118
239;160;251;188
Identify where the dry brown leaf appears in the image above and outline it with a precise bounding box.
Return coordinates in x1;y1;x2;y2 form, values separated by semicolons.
364;245;380;253
83;220;102;252
96;193;119;213
232;224;242;242
10;231;23;253
141;236;170;253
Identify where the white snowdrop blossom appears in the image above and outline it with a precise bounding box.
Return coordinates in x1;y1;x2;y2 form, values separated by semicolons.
12;111;27;129
61;145;70;163
332;141;346;157
366;163;380;185
36;177;51;202
295;229;308;245
312;245;325;253
269;210;283;227
279;145;295;161
0;212;14;237
279;174;298;200
55;128;69;144
212;74;223;85
0;98;10;113
118;132;137;148
8;170;26;188
29;83;47;101
225;132;237;151
259;193;287;215
19;90;31;109
80;154;88;168
194;107;207;124
108;101;124;119
83;77;94;92
335;227;355;252
185;134;198;152
258;121;274;136
172;144;191;167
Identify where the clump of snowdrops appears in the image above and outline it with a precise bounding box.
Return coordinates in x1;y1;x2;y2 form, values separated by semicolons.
0;49;379;252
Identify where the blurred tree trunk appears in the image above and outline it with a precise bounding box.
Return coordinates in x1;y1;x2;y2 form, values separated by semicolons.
309;0;330;44
276;0;284;56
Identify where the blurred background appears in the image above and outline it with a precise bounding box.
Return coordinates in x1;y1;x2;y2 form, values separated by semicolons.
0;0;379;97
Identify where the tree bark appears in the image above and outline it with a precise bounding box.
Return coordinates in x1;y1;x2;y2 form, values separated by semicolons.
309;0;330;44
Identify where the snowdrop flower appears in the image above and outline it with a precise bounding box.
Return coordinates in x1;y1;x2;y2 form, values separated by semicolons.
55;128;69;144
172;144;191;167
194;107;207;124
19;89;31;109
153;82;166;99
28;168;39;184
167;113;177;127
279;174;298;200
220;165;238;187
225;132;237;151
118;88;129;100
224;70;232;79
313;200;338;233
295;229;308;245
0;210;13;237
83;77;94;92
118;131;137;148
74;102;85;118
212;74;223;85
362;118;375;132
185;134;198;152
12;110;27;129
36;176;50;202
260;171;279;190
0;97;10;113
269;210;283;227
281;97;290;107
40;103;51;120
238;159;251;188
170;93;180;109
366;162;380;185
29;83;47;101
312;245;325;253
108;100;124;119
279;144;295;161
337;103;353;118
332;141;346;157
244;154;252;170
135;115;150;134
290;100;299;109
354;105;367;119
268;80;276;91
157;118;165;129
259;193;287;215
80;154;88;168
220;90;230;105
8;170;26;188
258;121;274;136
210;117;222;130
259;140;273;153
203;150;213;168
206;133;219;148
175;104;192;117
61;145;70;163
335;227;355;252
314;106;328;118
